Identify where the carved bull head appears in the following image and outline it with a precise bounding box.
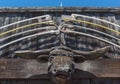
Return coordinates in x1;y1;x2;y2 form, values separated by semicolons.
36;48;86;84
15;46;110;84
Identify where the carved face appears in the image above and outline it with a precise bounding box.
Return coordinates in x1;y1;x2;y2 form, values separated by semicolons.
47;49;74;84
48;56;75;84
37;49;85;84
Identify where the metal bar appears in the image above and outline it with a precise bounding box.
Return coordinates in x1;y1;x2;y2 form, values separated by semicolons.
0;30;58;49
0;21;55;37
0;26;57;42
63;18;120;35
72;14;120;29
62;24;120;41
0;15;51;30
61;30;120;49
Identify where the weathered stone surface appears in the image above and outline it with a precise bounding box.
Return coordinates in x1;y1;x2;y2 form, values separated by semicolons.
0;59;119;78
0;7;120;13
